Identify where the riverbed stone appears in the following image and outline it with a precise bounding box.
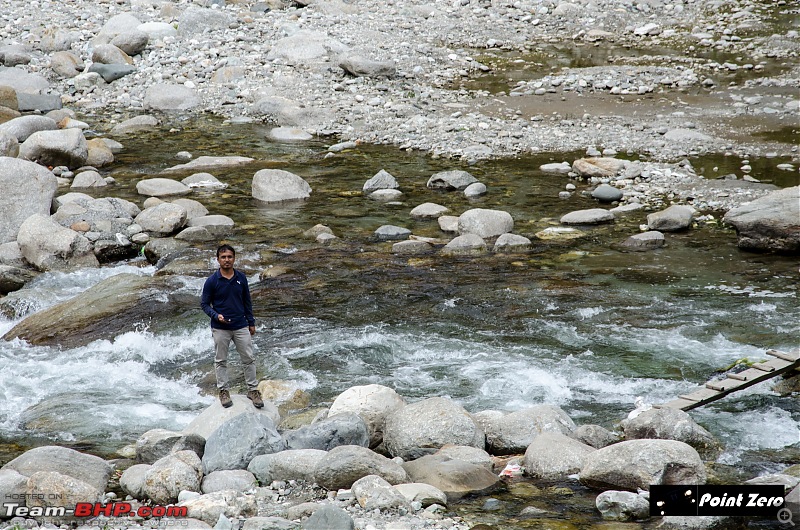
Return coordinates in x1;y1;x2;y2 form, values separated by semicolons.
144;84;200;111
137;22;178;41
111;30;149;56
266;30;347;66
363;169;399;193
248;449;327;485
26;471;102;509
573;158;622;178
313;445;408;491
162;156;254;174
2;446;112;494
187;215;234;237
647;205;695;231
302;505;353;530
328;384;406;449
0;131;18;158
170;198;209;220
0;69;49;94
592;183;623;202
0;265;37;294
464;182;487;198
134;203;187;235
284;412;369;451
596;490;650;521
85;139;114;167
50;51;84;78
88;63;137;83
369;189;403;201
183;395;280;441
436;445;494;471
402;454;501;501
252;169;312;202
560;208;615;225
570;424;618;449
374;225;411;241
201;470;257;494
19;128;88;168
0;115;57;142
16;93;62;113
339;55;397;77
0;157;57;245
71;170;106;188
136;177;191;197
16;214;98;271
143;450;203;504
475;405;576;455
457;208;514;238
383;397;484;460
723;186;800;253
394;483;448;507
621;230;665;251
524;432;595;479
119;463;149;500
179;489;257;527
410;202;449;219
91;44;133;65
427;170;477;190
268;127;313;141
392;240;433;255
0;469;28;508
111;115;159;135
493;233;531;252
579;439;706;491
202;413;286;473
352;475;410;511
136;429;205;464
182;172;226;189
442;233;487;256
622;407;722;459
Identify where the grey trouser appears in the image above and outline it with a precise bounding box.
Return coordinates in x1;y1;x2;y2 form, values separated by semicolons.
212;328;257;391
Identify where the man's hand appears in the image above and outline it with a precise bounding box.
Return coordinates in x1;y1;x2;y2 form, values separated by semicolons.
217;314;227;323
249;325;256;335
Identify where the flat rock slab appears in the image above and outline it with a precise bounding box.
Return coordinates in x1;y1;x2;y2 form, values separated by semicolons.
162;156;255;173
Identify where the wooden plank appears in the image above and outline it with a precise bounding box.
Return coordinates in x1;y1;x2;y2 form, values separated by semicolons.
727;373;748;381
767;349;799;362
752;362;776;372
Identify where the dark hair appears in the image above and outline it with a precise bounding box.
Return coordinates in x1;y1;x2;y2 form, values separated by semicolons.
217;244;236;257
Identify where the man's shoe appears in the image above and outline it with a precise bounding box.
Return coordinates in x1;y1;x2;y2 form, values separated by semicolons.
247;390;264;408
219;389;232;408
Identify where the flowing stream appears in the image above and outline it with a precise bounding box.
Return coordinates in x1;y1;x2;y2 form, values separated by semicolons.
0;115;797;527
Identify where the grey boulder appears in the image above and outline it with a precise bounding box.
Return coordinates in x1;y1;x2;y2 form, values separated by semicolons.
622;407;722;459
620;231;665;251
202;413;285;473
647;205;695;232
402;454;501;501
201;470;257;494
0;157;57;245
328;384;406;449
2;445;112;493
723;186;800;253
427;170;477;190
475;405;576;455
252;169;312;202
596;490;650;521
363;169;399;193
284;412;370;451
458;208;514;238
339;55;397;77
16;214;99;271
248;449;327;484
560;208;615;225
0;115;58;142
312;445;408;491
19;128;88;168
351;475;410;511
592;183;623;202
523;432;595;479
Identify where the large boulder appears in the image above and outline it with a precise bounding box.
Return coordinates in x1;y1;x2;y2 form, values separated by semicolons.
579;440;706;491
572;157;625;178
351;475;409;511
560;208;615;225
177;6;233;35
328;384;406;448
0;116;58;142
427;170;477;190
363;169;399;193
0;157;57;244
457;208;514;238
252;169;312;202
134;203;188;236
201;470;257;494
312;445;408;491
383;397;484;460
596;490;650;521
143;450;203;504
265;30;347;66
202;413;285;473
144;84;200;112
621;407;722;459
178;490;257;526
2;273;179;348
135;429;205;464
26;471;103;510
523;432;595;479
301;505;353;530
247;449;327;485
19;128;88;168
0;130;18;157
16;214;99;271
475;405;576;455
2;446;112;493
647;205;695;232
119;464;149;499
723;186;800;253
284;412;369;451
183;394;280;441
136;178;191;197
402;454;502;501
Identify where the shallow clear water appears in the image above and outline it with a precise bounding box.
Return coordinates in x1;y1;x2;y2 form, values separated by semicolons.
0;116;797;527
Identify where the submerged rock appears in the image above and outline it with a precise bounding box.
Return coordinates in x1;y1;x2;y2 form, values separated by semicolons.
723;186;800;253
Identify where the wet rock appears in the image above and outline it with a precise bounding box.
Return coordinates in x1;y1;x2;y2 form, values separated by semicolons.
162;156;254;174
313;445;408;491
539;162;572;173
135;429;205;464
284;412;370;451
178;489;257;526
252;169;312;202
657;516;746;529
182;172;226;189
0;157;57;245
524;432;595;479
621;230;665;251
202;413;286;473
339;55;397;77
723;186;800;253
427;170;477;190
570;424;619;449
200;470;257;494
134;203;188;235
248;449;327;484
410;202;449;219
144;84;200;112
187;215;234;237
561;208;615;225
442;233;487;256
596;490;650;521
579;439;706;491
183;394;280;441
592;183;623;202
19;128;88;168
458;208;514;238
374;225;411;241
493;233;531;252
363;169;399;193
392;240;433;255
475;405;576;455
111;115;159;135
647;205;695;232
383;397;484;460
0;265;37;294
268;127;313;141
438;215;459;233
85;139;114;167
402;454;502;501
2;446;112;494
369;189;403;201
622;406;722;459
464;182;487;198
16;214;98;271
329;384;405;447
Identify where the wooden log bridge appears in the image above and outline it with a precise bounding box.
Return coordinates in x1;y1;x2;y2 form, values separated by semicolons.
657;349;800;411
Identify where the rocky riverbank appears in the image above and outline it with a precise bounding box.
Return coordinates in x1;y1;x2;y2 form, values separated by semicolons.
2;382;798;530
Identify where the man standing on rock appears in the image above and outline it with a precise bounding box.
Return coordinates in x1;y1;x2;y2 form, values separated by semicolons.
201;244;263;409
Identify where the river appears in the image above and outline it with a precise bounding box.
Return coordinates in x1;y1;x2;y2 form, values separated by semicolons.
0;116;797;527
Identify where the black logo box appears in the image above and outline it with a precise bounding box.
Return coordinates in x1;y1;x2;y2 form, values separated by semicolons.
650;485;787;517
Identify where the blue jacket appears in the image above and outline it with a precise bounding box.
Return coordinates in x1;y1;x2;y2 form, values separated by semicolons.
200;269;255;330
